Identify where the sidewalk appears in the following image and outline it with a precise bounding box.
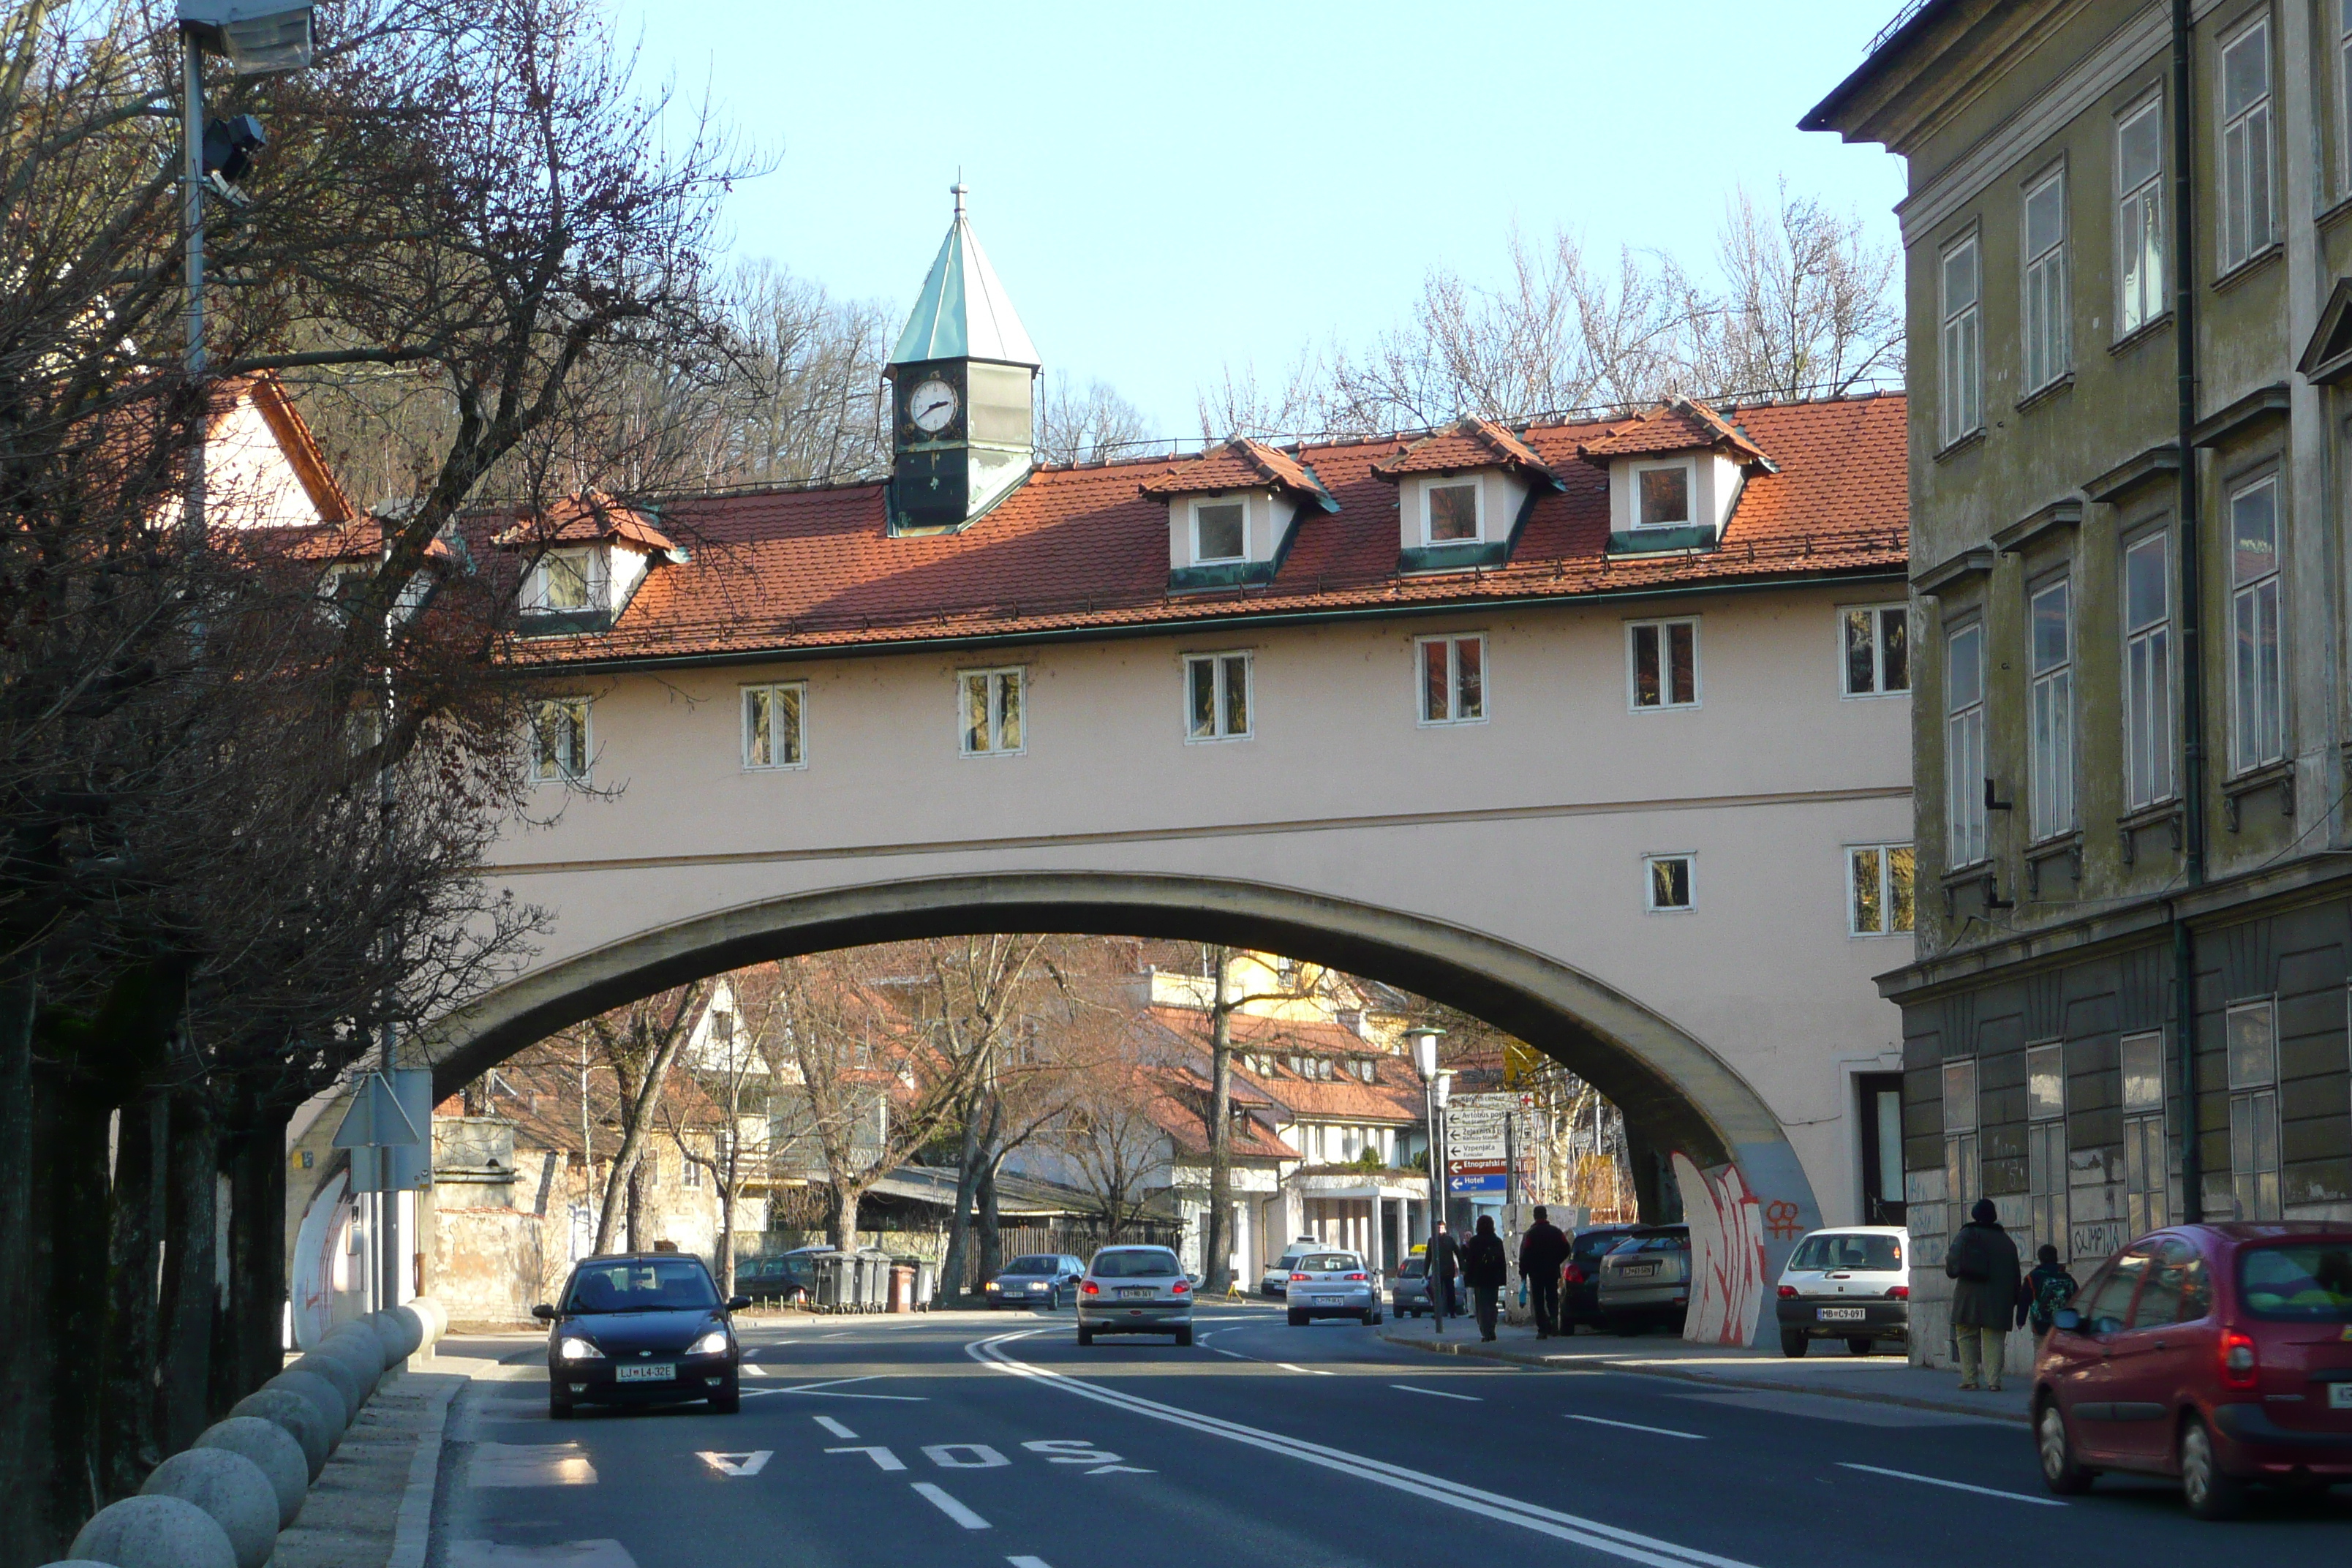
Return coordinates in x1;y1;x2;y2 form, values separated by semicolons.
1378;1316;2033;1424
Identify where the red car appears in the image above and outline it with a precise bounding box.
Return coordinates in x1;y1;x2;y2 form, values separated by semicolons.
2032;1222;2352;1518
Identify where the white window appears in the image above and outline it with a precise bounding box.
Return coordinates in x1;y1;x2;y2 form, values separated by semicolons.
1644;853;1693;913
2227;1000;2281;1221
1417;634;1485;724
2123;531;2174;807
1191;499;1247;564
1945;623;1987;866
742;682;806;769
1848;843;1915;936
2121;1030;2169;1234
2229;476;2283;770
320;561;372;609
1842;603;1910;697
529;697;590;783
2219;16;2275;271
2021;167;2070;392
959;667;1025;756
1627;618;1699;710
682;1154;701;1189
1634;462;1693;529
1942;1058;1979;1213
1186;652;1251;741
2027;1041;2068;1261
1424;481;1480;544
2117;97;2165;334
1939;233;1982;448
2028;579;2075;840
528;548;599;613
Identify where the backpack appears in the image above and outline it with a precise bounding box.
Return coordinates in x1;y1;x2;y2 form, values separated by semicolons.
2030;1268;2077;1325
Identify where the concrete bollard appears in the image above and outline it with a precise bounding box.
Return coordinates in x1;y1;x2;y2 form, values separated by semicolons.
366;1308;418;1364
277;1356;361;1427
69;1494;238;1568
139;1448;279;1568
313;1332;385;1401
384;1305;428;1360
413;1294;448;1343
194;1416;309;1529
325;1317;394;1376
31;1560;115;1567
226;1388;330;1480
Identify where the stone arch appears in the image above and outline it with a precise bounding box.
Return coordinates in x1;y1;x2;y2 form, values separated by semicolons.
423;870;1816;1341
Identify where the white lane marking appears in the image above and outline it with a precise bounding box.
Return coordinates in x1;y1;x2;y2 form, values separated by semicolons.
1676;1388;1998;1429
1006;1558;1054;1568
924;1444;1009;1469
812;1415;859;1440
911;1481;990;1530
1836;1463;2068;1507
696;1450;771;1476
467;1442;598;1487
1211;1347;1252;1360
826;1445;905;1471
1392;1384;1482;1402
770;1376;927;1401
1276;1362;1334;1376
972;1332;1755;1568
1562;1414;1705;1441
821;1331;853;1340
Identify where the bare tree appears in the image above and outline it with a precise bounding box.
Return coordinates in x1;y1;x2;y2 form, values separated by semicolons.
1055;1044;1176;1244
1035;372;1149;464
663;1000;770;1297
570;983;708;1254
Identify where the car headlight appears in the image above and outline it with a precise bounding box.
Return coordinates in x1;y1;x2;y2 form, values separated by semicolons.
687;1330;730;1357
984;1281;999;1292
558;1337;604;1362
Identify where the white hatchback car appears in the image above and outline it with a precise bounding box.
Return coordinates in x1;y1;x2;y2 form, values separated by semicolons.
1774;1225;1910;1357
1284;1249;1383;1326
1076;1245;1195;1346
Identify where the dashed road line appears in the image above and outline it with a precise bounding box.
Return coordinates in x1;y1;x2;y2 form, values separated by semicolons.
812;1415;859;1439
1276;1362;1334;1376
1562;1414;1705;1441
1836;1463;2067;1507
911;1481;991;1530
1392;1384;1481;1401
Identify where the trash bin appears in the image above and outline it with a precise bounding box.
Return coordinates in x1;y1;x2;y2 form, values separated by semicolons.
889;1264;914;1313
913;1259;936;1311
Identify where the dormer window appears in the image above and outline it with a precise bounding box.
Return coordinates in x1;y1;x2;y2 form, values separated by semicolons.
1425;481;1480;543
497;496;676;633
1191;500;1247;564
529;547;601;613
1635;463;1693;529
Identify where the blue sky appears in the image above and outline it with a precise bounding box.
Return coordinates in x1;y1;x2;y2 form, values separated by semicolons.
616;1;1910;436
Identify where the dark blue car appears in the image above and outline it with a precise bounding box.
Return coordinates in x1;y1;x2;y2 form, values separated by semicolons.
535;1253;750;1417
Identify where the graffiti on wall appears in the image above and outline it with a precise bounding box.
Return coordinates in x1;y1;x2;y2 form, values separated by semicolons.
1672;1151;1766;1346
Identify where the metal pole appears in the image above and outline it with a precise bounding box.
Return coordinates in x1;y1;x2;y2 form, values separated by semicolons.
1423;1082;1438;1246
181;28;206;542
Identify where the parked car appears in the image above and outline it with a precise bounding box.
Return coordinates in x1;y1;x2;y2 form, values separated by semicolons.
1594;1224;1691;1333
1558;1224;1643;1333
535;1252;750;1418
2032;1222;2352;1518
735;1248;823;1303
985;1254;1085;1309
1077;1245;1195;1346
1260;1237;1322;1298
1286;1249;1384;1327
1775;1226;1909;1357
1391;1248;1461;1318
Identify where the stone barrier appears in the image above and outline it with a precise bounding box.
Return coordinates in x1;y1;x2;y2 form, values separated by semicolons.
67;1496;237;1568
192;1417;309;1529
137;1450;279;1568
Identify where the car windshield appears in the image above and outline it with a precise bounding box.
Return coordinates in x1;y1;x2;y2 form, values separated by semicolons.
1789;1233;1902;1272
2238;1243;2352;1322
1092;1249;1181;1279
1401;1259;1425;1278
1004;1256;1058;1275
1273;1255;1300;1272
564;1259;718;1313
1574;1232;1626;1258
1301;1254;1359;1273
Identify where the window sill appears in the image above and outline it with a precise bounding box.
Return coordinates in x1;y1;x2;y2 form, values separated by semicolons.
2212;243;2283;297
2024;830;2081;898
1396;540;1510;575
2107;313;2173;358
2321;190;2352;233
1605;524;1719;556
518;608;616;636
2013;372;2074;415
2117;798;2182;867
1931;427;1986;464
2222;757;2294;831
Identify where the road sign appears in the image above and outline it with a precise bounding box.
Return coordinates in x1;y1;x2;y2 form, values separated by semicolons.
333;1071;421;1194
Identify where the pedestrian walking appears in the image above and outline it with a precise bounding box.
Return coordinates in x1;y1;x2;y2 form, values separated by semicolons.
2020;1243;2078;1347
1518;1205;1569;1338
1942;1198;2023;1391
1425;1222;1463;1332
1461;1215;1509;1342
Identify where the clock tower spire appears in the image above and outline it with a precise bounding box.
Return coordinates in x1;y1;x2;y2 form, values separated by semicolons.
886;182;1041;534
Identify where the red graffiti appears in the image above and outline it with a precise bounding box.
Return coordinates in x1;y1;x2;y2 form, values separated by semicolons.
1764;1199;1804;1240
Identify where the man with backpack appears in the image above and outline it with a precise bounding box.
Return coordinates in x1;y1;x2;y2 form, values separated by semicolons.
1942;1198;2023;1391
1461;1215;1509;1342
2020;1243;2078;1346
1518;1206;1570;1338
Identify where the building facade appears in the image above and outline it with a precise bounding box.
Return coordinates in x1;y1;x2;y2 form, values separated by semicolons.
1809;0;2352;1370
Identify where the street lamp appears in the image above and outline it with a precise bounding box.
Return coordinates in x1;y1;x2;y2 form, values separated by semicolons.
1406;1028;1443;1244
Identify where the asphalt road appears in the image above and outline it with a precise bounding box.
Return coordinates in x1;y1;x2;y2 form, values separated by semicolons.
432;1304;2351;1567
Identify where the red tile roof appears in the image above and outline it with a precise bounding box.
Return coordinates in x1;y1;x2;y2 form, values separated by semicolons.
493;493;678;555
1578;398;1773;467
497;393;1904;668
282;516;456;564
1137;437;1333;508
1370;416;1561;486
1145;1008;1426;1124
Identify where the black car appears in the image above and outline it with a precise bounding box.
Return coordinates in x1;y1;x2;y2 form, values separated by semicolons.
984;1253;1085;1309
535;1253;750;1417
1558;1224;1642;1333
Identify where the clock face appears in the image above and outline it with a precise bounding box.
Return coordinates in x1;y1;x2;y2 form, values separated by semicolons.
908;377;960;434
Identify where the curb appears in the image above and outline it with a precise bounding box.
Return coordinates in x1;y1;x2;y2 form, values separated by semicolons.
387;1373;462;1568
1376;1330;2034;1425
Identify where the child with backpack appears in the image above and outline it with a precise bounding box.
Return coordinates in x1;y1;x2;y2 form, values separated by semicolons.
2021;1243;2078;1345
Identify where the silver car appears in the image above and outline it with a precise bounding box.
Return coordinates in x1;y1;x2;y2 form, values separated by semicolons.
1284;1249;1384;1326
1594;1224;1691;1333
1075;1245;1194;1346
